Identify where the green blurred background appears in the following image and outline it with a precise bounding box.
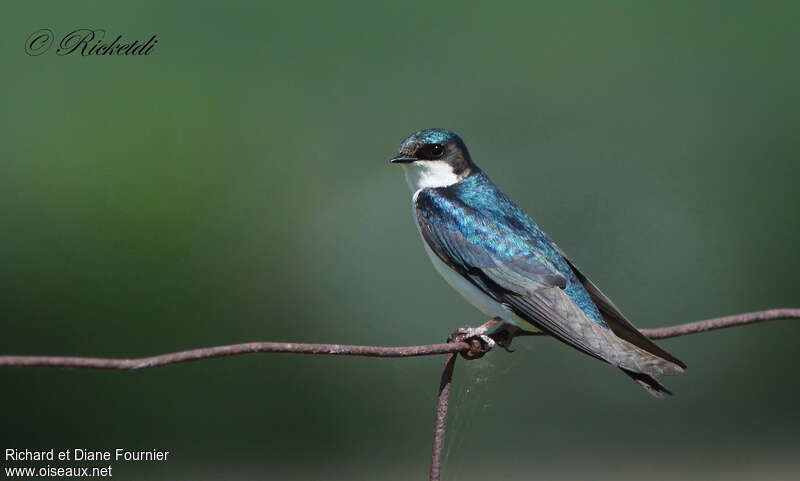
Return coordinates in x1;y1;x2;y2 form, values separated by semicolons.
2;1;799;479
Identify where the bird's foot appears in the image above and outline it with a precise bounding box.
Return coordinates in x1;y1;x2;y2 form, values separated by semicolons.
447;318;501;360
488;324;524;353
495;337;515;353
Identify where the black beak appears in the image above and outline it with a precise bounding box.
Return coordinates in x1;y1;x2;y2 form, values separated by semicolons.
390;155;415;164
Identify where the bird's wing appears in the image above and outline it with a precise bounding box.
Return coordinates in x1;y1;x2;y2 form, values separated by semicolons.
418;210;567;291
504;287;682;375
415;190;683;376
557;252;687;369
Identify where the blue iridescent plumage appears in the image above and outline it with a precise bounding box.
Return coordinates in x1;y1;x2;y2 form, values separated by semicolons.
416;169;606;326
400;128;460;147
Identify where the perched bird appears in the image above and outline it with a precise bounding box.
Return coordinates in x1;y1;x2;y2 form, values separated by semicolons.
390;128;686;397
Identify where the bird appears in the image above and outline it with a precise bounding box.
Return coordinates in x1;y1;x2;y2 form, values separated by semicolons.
390;128;686;397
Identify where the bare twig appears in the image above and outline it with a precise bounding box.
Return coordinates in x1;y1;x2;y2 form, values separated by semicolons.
0;308;798;481
0;341;468;370
640;308;800;339
429;353;457;481
1;309;796;370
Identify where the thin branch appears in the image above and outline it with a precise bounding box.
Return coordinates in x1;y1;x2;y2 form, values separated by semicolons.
640;308;800;339
0;309;797;370
429;353;457;481
0;309;798;481
0;341;468;370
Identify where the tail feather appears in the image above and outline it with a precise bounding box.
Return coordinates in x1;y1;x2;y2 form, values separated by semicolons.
620;368;673;398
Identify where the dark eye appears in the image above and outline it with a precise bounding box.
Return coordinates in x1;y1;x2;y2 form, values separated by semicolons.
420;143;445;159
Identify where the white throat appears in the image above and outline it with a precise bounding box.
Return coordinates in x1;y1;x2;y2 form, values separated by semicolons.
402;161;461;196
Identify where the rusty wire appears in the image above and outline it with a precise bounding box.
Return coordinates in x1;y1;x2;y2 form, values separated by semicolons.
1;308;798;481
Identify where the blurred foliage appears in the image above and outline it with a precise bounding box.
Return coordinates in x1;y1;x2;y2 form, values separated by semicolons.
1;1;798;479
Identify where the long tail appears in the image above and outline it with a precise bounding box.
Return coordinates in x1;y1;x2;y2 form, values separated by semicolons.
619;368;673;398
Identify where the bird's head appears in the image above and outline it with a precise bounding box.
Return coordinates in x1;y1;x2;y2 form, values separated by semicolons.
390;128;474;192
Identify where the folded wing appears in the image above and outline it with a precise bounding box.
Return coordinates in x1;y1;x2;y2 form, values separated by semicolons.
415;190;684;377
